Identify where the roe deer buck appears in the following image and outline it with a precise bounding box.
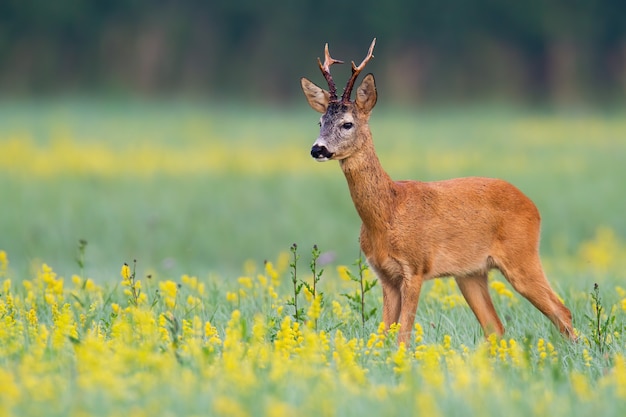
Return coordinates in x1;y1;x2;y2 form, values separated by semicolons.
300;39;574;345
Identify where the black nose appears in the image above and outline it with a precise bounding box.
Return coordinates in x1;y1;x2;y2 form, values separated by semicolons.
311;144;334;159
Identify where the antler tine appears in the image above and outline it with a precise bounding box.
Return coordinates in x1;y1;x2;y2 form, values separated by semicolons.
317;43;344;101
341;38;376;103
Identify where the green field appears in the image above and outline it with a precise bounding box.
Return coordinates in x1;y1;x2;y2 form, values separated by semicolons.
1;100;624;280
1;100;626;416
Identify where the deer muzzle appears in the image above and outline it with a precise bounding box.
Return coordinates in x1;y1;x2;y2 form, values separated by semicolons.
311;144;334;161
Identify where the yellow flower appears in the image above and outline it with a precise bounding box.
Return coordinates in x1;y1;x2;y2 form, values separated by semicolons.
582;349;592;368
238;276;253;289
44;293;56;306
159;280;178;298
181;274;198;290
212;397;247;417
570;372;593;401
111;303;121;315
187;295;201;307
266;399;296;417
337;265;352;281
121;263;131;281
197;282;206;296
303;287;313;303
226;291;239;303
0;250;7;276
159;280;178;310
307;294;322;326
265;261;279;282
414;322;424;345
27;308;38;326
392;342;409;374
204;321;222;345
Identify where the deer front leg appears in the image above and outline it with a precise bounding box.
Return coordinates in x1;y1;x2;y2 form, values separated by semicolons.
397;276;423;346
381;281;401;330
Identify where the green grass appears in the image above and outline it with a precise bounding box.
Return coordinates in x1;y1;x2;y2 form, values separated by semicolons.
1;99;624;282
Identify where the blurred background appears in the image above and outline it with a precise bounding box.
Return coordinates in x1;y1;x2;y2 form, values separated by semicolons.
1;1;625;283
1;0;625;104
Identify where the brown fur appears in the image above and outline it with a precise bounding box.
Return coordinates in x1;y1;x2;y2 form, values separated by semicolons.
301;63;574;346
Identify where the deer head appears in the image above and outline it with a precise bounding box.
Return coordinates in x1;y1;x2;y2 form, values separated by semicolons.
301;39;377;161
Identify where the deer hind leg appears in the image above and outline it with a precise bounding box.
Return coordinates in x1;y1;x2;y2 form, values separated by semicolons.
497;254;574;339
455;273;505;337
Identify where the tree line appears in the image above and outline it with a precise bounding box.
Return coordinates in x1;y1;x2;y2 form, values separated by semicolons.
0;0;624;103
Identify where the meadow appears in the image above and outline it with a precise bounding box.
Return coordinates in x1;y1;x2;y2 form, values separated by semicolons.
1;99;626;416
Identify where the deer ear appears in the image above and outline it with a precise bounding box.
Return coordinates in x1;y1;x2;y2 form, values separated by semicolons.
301;77;330;113
355;73;377;112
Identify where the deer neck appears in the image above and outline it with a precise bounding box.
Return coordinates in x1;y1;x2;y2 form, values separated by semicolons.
339;135;396;232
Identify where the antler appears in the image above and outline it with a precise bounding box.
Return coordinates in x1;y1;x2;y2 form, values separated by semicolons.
317;43;344;101
341;38;376;103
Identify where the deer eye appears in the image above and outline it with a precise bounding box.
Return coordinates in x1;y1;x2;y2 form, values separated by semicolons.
342;122;353;129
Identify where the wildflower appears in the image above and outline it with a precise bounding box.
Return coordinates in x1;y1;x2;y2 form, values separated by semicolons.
303;286;314;303
498;338;508;362
547;341;558;364
537;338;547;362
187;295;201;308
274;315;302;357
610;355;626;398
392;342;409;374
443;334;452;351
617;287;626;312
582;349;592;368
414;322;424;345
488;333;498;357
307;294;322;327
570;372;593;401
26;308;38;327
388;322;401;339
121;263;131;282
186;274;199;290
0;250;7;276
212;397;248;417
427;279;465;309
272;303;283;315
333;330;367;386
507;339;524;367
44;293;56;306
267;285;278;300
159;280;177;298
266;399;296;417
111;303;121;315
238;276;253;289
72;274;82;287
159;280;178;309
0;367;20;410
265;260;279;286
415;393;441;417
337;265;352;281
332;300;344;318
490;279;517;304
